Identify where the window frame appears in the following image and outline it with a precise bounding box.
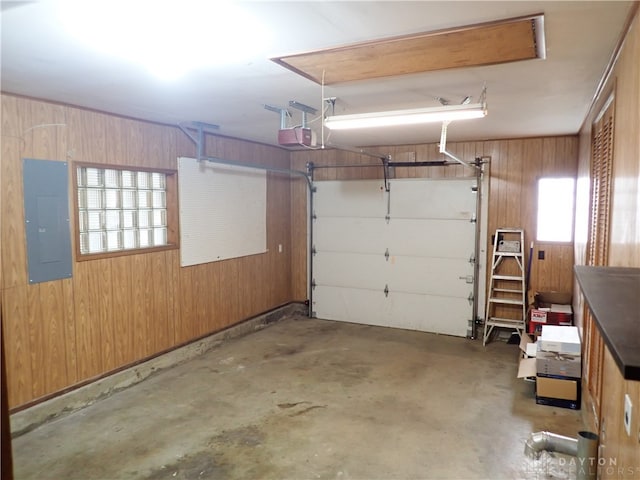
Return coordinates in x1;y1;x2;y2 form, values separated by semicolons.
587;91;615;266
535;176;576;244
72;162;179;261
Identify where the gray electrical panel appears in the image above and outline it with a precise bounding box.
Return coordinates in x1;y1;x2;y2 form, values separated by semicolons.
23;158;73;284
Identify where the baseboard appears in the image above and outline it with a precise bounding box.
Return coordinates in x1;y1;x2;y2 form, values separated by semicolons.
10;302;307;437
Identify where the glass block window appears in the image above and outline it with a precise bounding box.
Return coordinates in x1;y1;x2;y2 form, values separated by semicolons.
77;166;168;254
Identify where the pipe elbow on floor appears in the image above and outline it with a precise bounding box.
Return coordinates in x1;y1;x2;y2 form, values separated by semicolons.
524;431;578;459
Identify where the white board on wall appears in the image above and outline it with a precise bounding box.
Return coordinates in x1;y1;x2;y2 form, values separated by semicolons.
178;157;267;267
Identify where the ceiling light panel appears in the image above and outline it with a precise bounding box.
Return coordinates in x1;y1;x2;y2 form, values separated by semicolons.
273;14;545;85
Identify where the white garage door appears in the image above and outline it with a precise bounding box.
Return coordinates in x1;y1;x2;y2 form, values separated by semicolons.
312;177;477;337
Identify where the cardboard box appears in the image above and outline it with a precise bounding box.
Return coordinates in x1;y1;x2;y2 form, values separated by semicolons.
517;334;537;379
520;333;538;357
532;291;573;306
536;375;580;400
539;325;581;355
535;395;580;410
536;374;581;410
530;306;573;325
528;315;573;335
536;343;581;378
528;291;573;334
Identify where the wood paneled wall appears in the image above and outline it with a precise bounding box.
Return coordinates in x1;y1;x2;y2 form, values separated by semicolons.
575;6;640;476
0;95;292;409
606;15;640;270
290;136;578;302
0;94;581;411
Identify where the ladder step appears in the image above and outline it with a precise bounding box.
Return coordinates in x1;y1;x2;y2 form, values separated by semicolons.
493;288;523;294
492;275;523;281
486;317;526;328
489;297;524;305
495;228;524;233
493;252;523;257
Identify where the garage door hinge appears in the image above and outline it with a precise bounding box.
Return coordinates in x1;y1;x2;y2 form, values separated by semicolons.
312;212;317;220
312;245;317;255
311;278;316;290
468;254;476;264
469;214;477;223
385;215;390;224
384;284;389;297
384;248;390;261
459;275;474;284
468;292;474;305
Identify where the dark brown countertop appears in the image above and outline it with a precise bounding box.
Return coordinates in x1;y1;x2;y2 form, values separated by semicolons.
575;266;640;381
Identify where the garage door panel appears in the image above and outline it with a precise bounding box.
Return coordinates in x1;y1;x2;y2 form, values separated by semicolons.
315;217;475;258
389;178;476;219
315;253;473;297
386;219;475;258
387;257;473;297
312;177;477;337
387;292;470;337
314;252;387;290
313;286;391;327
314;180;387;218
314;217;389;253
313;287;469;337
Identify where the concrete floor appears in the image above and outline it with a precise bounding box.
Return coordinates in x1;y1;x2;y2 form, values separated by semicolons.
12;315;582;480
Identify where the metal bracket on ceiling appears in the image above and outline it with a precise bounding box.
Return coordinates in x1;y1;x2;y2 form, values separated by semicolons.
264;104;291;129
438;121;474;169
438;85;487;169
289;101;317;128
178;121;220;161
176;119;313;190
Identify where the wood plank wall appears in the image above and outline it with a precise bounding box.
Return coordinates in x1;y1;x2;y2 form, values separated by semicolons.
575;6;640;476
0;94;293;409
0;95;582;411
290;137;578;303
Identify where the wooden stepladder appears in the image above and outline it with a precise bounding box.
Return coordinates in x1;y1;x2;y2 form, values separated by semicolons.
483;228;526;345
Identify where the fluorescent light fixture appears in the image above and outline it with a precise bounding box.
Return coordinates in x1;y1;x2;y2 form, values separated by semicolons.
324;103;487;130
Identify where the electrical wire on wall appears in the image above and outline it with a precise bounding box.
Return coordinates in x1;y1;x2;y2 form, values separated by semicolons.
2;123;68;151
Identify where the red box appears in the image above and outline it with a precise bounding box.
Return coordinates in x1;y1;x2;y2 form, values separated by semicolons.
528;313;573;335
527;291;573;335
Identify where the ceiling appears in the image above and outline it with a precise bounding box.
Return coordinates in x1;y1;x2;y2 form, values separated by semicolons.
1;1;634;150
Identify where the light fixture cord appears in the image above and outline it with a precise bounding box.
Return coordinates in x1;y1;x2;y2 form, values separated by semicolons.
321;69;326;149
